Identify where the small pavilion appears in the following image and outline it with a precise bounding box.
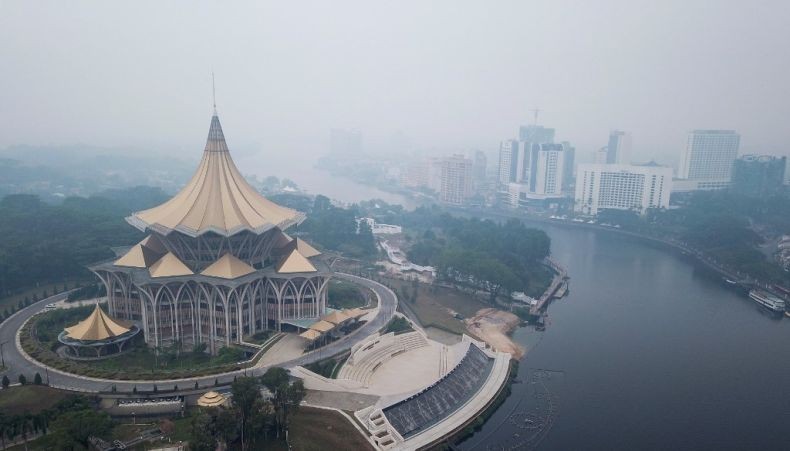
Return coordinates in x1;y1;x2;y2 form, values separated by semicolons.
58;304;140;359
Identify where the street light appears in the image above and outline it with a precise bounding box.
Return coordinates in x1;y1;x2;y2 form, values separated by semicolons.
0;341;7;369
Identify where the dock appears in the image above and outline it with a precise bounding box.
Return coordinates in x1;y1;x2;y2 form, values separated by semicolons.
530;258;569;316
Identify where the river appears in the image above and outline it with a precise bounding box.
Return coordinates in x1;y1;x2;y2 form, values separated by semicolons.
250;166;790;449
462;222;790;451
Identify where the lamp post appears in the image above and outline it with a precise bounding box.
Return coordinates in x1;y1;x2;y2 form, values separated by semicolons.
0;341;7;369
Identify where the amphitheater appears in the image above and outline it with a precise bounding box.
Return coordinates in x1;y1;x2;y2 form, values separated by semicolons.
291;324;511;450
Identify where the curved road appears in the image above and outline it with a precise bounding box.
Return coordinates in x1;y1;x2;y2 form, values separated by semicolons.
0;272;397;393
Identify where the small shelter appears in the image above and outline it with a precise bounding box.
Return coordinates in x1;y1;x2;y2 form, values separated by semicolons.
59;304;140;358
197;391;228;408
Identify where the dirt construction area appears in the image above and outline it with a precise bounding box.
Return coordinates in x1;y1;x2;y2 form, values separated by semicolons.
465;308;524;359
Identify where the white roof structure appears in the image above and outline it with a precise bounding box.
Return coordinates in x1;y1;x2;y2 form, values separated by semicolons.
127;113;305;237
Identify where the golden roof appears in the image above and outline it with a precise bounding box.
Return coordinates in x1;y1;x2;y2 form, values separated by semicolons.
322;310;351;325
343;308;367;319
197;391;227;407
127;114;305;237
114;235;166;268
201;253;256;279
299;329;322;341
276;249;317;274
293;238;321;258
309;320;335;333
64;304;131;341
148;252;194;278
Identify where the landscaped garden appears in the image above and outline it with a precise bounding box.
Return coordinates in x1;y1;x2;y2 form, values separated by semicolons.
21;305;283;381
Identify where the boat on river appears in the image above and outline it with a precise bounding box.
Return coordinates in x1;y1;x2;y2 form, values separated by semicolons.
748;289;785;315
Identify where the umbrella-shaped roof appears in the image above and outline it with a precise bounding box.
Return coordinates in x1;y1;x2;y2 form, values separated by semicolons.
64;304;131;341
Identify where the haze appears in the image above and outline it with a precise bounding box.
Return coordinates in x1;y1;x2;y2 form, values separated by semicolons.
1;0;789;168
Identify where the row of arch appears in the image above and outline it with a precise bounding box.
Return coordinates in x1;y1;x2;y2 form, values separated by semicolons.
94;270;330;354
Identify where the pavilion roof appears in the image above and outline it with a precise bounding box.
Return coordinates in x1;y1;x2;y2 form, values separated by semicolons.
149;252;194;278
322;310;351;325
299;329;322;341
309;320;335;333
64;304;131;341
127;113;305;237
197;391;227;407
114;235;165;268
201;253;256;279
276;249;317;274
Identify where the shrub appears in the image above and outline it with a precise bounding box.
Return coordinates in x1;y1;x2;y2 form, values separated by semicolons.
18;374;27;385
34;372;43;385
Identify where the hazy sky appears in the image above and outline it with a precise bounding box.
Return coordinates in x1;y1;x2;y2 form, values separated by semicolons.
2;0;789;167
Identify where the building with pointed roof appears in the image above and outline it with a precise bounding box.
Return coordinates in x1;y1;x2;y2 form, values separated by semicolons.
59;304;141;358
89;110;331;354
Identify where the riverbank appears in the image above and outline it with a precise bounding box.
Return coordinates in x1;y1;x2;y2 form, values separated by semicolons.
465;308;524;358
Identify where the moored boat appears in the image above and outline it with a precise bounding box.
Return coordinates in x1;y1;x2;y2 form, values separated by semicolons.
748;289;785;315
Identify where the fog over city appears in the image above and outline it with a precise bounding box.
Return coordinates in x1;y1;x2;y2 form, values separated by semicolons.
2;0;789;169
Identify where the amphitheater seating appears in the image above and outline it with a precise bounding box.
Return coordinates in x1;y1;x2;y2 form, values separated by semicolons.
338;331;428;385
382;344;494;439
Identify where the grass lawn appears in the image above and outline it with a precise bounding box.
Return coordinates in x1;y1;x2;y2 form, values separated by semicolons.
289;407;373;451
0;385;72;414
387;277;489;335
327;279;373;310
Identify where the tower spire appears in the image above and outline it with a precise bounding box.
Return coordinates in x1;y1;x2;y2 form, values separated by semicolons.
212;72;217;115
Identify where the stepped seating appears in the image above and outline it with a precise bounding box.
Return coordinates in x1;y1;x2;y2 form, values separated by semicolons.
338;331;428;385
382;344;494;439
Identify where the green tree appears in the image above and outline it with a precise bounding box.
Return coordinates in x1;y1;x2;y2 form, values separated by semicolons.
189;410;217;451
33;373;42;385
18;374;26;385
47;409;113;450
231;376;263;450
260;367;289;393
2;375;9;389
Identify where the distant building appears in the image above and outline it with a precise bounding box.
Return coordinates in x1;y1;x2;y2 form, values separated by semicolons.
677;130;740;188
439;154;474;205
519;125;555;143
561;141;575;192
529;143;566;198
330;129;362;156
358;218;403;235
400;160;430;188
498;139;520;185
473;150;487;182
606;130;632;165
575;164;673;216
731;154;787;197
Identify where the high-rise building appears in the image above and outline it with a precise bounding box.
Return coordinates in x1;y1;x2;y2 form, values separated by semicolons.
594;147;609;164
575;164;673;216
731;155;787;197
561;141;575;192
498;139;520;185
439;154;473;205
329;129;362;156
530;144;565;197
519;125;555;143
473;150;487;181
678;130;740;182
400;160;430;188
606;130;632;164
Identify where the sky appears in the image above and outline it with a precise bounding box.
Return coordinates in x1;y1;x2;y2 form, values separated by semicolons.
1;0;789;168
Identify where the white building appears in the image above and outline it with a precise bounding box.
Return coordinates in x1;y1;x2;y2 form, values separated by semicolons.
439;154;473;205
677;129;740;186
530;143;566;198
575;164;673;216
497;139;520;185
606;130;632;165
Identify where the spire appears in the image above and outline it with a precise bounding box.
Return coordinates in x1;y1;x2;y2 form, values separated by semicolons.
204;112;229;152
212;72;217;115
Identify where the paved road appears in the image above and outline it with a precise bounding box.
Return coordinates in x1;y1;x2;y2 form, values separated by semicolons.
0;272;397;393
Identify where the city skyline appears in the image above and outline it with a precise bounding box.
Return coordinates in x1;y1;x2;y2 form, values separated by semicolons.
2;1;789;167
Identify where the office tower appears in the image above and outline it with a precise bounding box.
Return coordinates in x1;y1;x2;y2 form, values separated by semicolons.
473;150;487;181
498;139;520;185
561;141;575;192
400;160;430;188
606;130;632;164
530;144;565;197
678;130;740;181
439;155;474;205
575;164;673;215
519;125;555;143
594;147;609;164
731;155;787;197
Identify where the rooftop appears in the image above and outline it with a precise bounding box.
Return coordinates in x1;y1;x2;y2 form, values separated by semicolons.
127;113;305;238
